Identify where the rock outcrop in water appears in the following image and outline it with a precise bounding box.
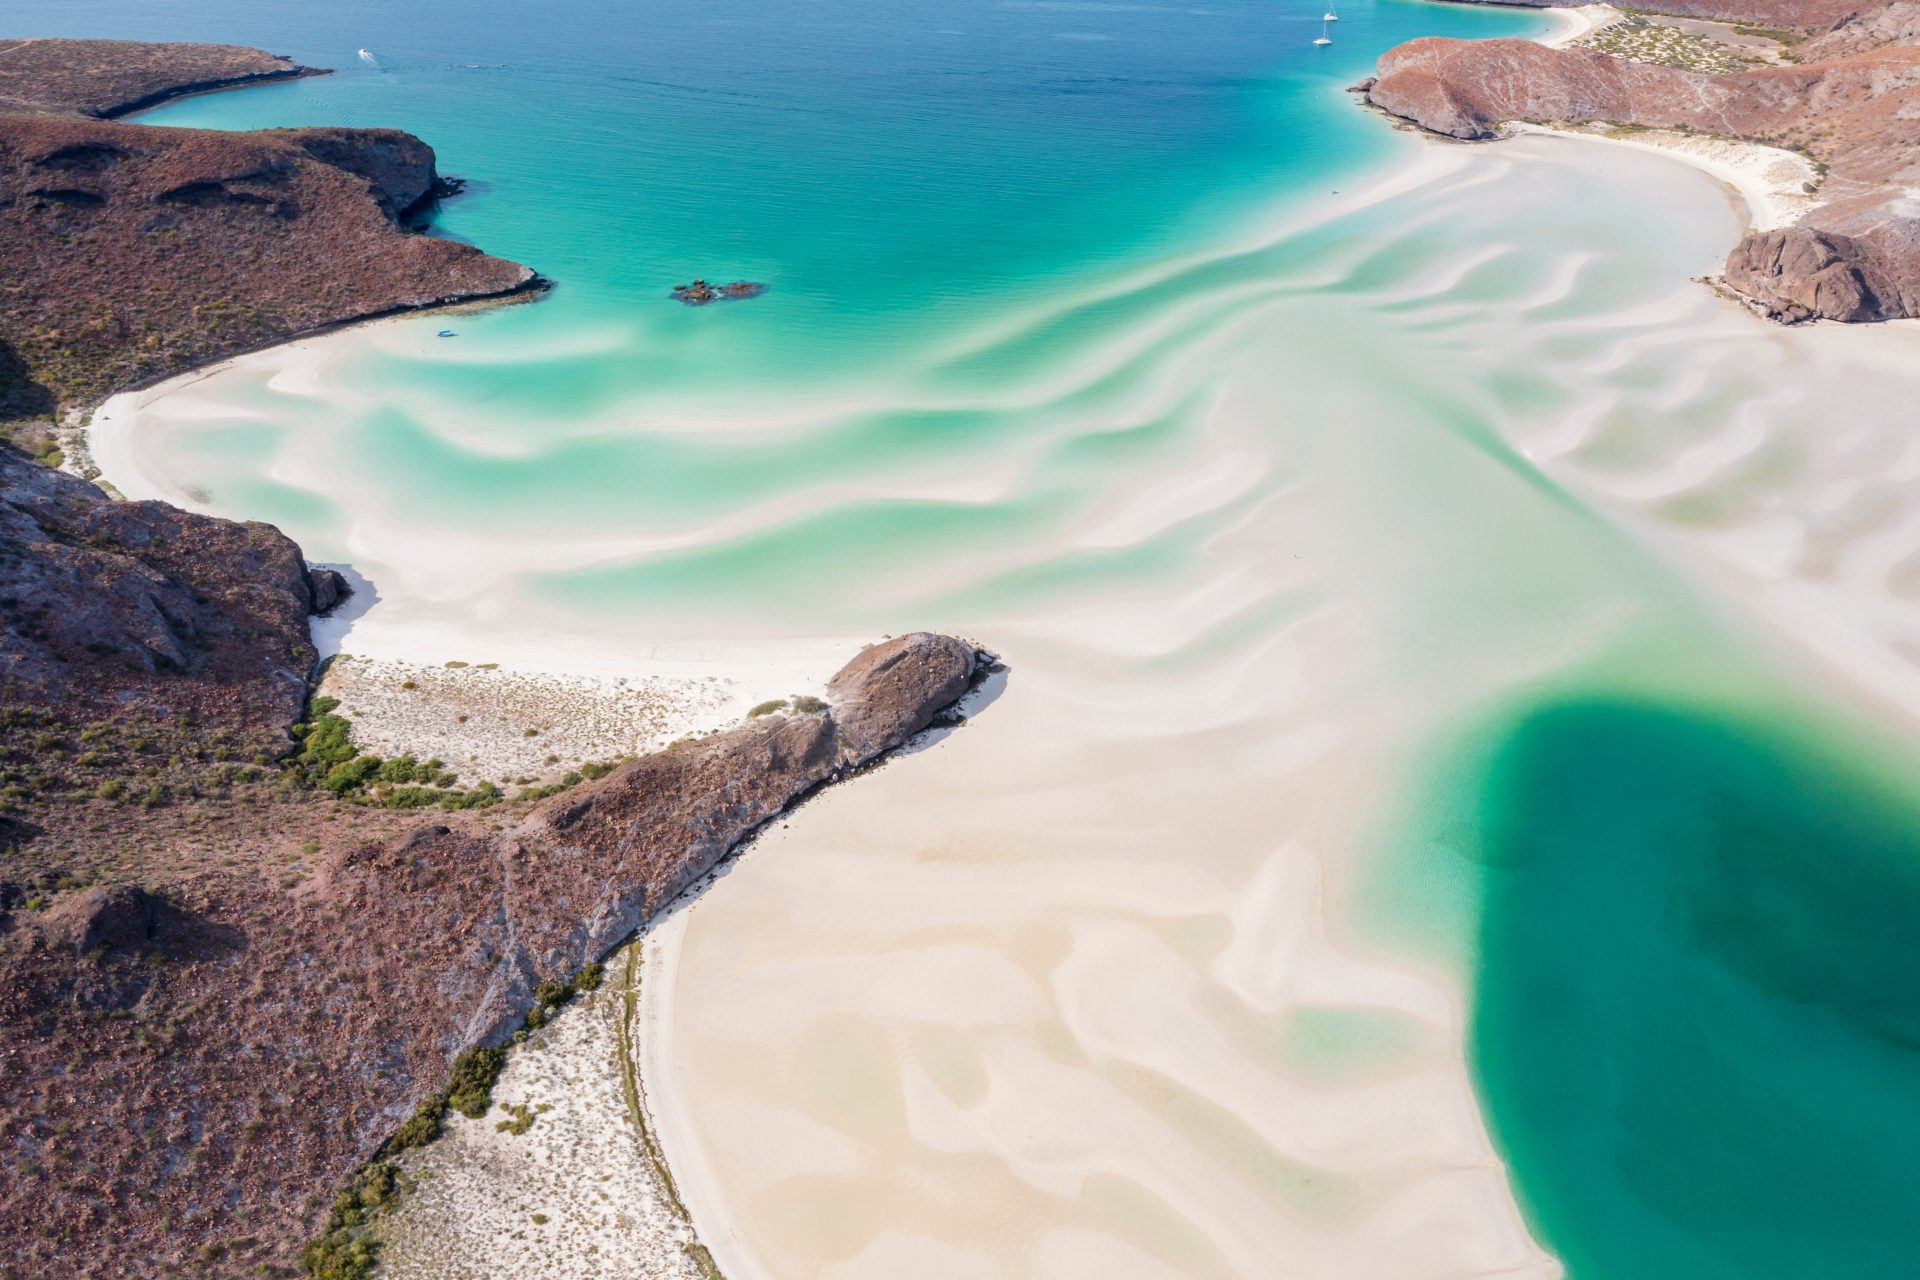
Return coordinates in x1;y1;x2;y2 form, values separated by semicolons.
1361;0;1920;322
0;37;542;415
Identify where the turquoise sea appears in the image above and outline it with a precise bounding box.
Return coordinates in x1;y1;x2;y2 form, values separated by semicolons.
20;0;1920;1275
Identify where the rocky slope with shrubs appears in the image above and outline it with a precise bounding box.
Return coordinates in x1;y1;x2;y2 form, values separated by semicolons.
0;36;996;1280
1;629;984;1280
1360;0;1920;321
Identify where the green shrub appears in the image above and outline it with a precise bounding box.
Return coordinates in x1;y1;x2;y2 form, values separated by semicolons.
445;1046;505;1119
376;755;420;784
748;699;789;718
299;1230;378;1280
790;694;828;714
321;756;381;795
384;1097;445;1153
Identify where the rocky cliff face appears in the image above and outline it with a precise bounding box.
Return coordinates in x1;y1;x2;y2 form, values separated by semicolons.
1361;2;1920;322
281;125;445;220
0;447;326;743
0;632;986;1279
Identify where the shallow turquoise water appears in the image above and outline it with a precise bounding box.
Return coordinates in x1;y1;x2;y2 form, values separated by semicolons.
18;0;1543;386
20;1;1920;1274
1453;688;1920;1278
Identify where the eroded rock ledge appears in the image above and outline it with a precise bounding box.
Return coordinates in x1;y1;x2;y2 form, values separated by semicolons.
1358;0;1920;322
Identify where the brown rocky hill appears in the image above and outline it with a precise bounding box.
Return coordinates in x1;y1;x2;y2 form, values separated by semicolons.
0;37;311;118
1360;0;1920;322
0;37;539;417
0;447;339;739
1444;0;1867;22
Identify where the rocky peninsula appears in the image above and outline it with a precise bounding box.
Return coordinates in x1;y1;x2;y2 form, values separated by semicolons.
1359;0;1920;322
0;37;541;423
0;38;991;1280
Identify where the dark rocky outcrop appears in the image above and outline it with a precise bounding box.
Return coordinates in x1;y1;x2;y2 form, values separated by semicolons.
826;630;978;763
283;125;443;221
0;448;327;743
35;883;165;954
1360;2;1920;321
308;565;353;615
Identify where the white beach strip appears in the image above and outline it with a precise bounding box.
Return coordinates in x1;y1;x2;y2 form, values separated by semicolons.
638;912;774;1280
1505;121;1820;232
1537;4;1624;48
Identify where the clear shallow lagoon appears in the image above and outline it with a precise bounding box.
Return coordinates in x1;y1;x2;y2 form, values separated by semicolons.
24;0;1920;1275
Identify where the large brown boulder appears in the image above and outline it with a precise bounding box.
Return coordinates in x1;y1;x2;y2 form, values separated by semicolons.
35;884;164;954
827;631;979;765
1724;225;1891;321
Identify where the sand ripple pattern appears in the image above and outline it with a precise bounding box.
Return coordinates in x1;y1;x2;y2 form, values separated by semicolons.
107;135;1920;1279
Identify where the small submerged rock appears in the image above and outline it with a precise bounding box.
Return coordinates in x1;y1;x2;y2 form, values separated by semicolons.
671;277;767;305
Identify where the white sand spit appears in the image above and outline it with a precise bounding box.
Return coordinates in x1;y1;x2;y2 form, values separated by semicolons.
1539;4;1624;48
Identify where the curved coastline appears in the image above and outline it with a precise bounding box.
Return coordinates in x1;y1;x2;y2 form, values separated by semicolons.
59;11;1920;1280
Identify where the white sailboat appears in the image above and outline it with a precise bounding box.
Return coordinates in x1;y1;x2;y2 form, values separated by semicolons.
1313;18;1332;44
1323;3;1339;19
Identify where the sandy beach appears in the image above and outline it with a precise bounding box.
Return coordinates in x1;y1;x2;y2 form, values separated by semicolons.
78;14;1920;1279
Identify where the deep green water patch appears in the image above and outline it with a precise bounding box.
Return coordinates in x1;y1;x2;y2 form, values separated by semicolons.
1467;697;1920;1278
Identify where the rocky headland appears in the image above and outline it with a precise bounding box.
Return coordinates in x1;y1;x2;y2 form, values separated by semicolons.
1360;0;1920;322
0;37;541;421
0;37;993;1280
